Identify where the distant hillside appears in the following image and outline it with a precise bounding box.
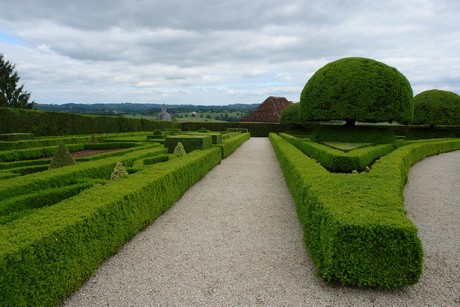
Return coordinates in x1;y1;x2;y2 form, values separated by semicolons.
35;103;259;115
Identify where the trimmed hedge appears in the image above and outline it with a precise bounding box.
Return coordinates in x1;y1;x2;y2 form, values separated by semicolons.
0;142;142;163
164;135;213;154
270;133;460;288
0;183;92;220
0;133;34;141
182;122;299;137
280;133;395;172
406;127;456;140
0;147;222;306
0;146;167;201
310;125;396;144
142;154;170;165
0;107;179;136
215;132;250;159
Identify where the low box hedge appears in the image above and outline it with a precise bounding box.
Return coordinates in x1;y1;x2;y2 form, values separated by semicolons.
270;133;460;288
0;147;222;306
310;125;396;144
164;135;213;153
0;133;34;141
0;146;167;201
215;132;250;159
0;183;92;219
279;133;395;172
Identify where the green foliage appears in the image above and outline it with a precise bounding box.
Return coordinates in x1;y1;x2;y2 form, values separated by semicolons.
0;107;178;136
165;135;212;154
142;154;169;165
0;133;34;141
173;142;187;156
0;146;167;201
182;122;296;137
49;143;75;169
215;132;250;159
405;127;456;140
412;89;460;125
299;57;413;124
280;102;300;124
270;133;460;288
310;125;396;144
270;134;460;288
152;129;162;137
198;127;209;132
89;135;99;143
0;54;34;109
279;133;395;172
0;147;222;306
0;183;92;223
110;161;129;180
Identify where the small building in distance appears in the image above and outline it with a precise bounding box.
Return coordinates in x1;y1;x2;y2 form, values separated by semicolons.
240;96;292;122
157;104;171;121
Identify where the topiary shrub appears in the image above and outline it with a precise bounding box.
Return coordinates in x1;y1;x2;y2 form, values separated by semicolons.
152;129;162;137
299;57;413;125
412;89;460;126
110;161;128;180
280;102;300;124
89;135;99;143
198;127;209;133
49;142;75;169
173;142;186;156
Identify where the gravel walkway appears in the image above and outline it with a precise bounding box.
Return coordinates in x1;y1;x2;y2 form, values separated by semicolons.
63;139;460;306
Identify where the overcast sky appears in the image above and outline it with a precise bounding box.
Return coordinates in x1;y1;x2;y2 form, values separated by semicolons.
1;0;459;105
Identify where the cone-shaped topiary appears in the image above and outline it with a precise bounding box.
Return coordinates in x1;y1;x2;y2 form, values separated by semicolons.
412;89;460;126
49;142;75;169
299;57;413;125
110;161;129;180
173;142;186;156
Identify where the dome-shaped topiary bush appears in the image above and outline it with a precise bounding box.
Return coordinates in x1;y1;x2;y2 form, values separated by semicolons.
299;57;414;125
280;102;300;124
412;89;460;126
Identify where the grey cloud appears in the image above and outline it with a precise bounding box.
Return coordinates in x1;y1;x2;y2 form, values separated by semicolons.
1;0;459;104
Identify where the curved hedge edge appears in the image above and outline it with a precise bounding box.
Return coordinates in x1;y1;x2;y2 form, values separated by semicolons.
215;132;250;159
269;134;459;288
0;147;222;306
279;133;395;172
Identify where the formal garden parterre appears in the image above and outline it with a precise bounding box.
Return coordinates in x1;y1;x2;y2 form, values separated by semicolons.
1;56;459;305
0;128;250;306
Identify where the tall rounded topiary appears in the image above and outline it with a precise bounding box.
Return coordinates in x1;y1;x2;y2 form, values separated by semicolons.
412;89;460;126
49;142;75;169
280;102;300;124
299;57;414;125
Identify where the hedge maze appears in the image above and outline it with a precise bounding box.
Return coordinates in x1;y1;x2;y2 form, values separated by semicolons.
0;129;250;306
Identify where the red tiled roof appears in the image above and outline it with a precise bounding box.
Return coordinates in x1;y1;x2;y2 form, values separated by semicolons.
240;96;292;122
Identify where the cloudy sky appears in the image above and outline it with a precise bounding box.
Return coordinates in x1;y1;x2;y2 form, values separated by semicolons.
1;0;459;105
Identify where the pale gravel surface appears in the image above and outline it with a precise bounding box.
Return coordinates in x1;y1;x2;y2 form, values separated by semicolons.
63;139;460;306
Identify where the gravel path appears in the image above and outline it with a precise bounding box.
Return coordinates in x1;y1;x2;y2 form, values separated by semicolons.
63;139;460;306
